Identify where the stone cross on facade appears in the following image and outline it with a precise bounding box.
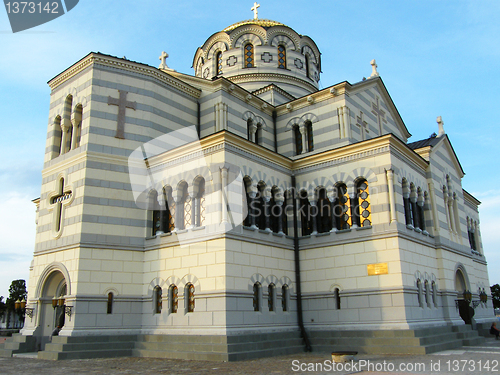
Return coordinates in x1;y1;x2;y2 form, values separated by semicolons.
371;97;387;136
369;59;379;78
50;179;72;233
356;111;369;140
108;90;137;139
251;2;260;19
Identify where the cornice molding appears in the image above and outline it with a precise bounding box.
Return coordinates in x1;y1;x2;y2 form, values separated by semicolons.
227;72;317;93
49;53;202;99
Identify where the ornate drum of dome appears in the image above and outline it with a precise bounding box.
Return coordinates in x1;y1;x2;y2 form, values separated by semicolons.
192;19;321;98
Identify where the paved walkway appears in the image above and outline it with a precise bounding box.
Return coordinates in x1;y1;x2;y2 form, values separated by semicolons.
0;338;499;374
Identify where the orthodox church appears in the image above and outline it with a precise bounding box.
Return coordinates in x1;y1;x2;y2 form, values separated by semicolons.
1;4;493;361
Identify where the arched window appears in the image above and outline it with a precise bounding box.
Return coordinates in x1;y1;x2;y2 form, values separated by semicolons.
282;285;289;312
244;43;254;68
282;193;288;236
431;281;437;307
62;95;73;154
305;55;310;78
270;188;280;233
410;184;420;230
334;288;341;310
355;180;371;227
150;190;163;237
216;51;223;75
299;192;312;236
54;116;62;158
268;283;275;312
176;182;190;230
193;178;205;228
278;45;286;69
306;121;314;152
72;104;83;150
253;282;261;312
416;279;423;307
169;284;178;313
154;286;162;314
424;280;430;307
402;179;412;227
256;183;267;230
294;125;303;155
186;283;195;313
417;188;425;232
107;292;113;314
243;177;252;227
317;188;331;233
247;119;253;141
334;184;351;231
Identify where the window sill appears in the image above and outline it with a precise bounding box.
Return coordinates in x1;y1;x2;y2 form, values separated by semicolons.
356;225;372;231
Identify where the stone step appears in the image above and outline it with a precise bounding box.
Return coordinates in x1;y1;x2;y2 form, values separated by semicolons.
38;348;134;361
51;334;137;344
45;341;135;352
0;349;13;358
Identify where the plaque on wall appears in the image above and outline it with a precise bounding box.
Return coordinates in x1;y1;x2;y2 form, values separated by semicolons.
367;263;389;276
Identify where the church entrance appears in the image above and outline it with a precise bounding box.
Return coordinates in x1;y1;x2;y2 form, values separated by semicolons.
37;270;67;350
454;268;473;324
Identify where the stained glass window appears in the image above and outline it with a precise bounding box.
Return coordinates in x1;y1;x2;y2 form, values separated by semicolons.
245;44;254;68
107;292;113;314
278;45;286;69
268;284;275;312
335;184;351;230
216;51;223;75
282;285;289;311
170;285;178;313
187;284;195;313
253;282;261;311
154;286;162;314
306;122;313;152
356;180;371;227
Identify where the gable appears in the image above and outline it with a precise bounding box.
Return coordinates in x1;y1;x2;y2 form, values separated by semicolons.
348;77;411;143
429;135;465;179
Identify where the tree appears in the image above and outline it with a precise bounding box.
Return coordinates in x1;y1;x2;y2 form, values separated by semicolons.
0;296;6;318
491;284;500;309
6;279;27;327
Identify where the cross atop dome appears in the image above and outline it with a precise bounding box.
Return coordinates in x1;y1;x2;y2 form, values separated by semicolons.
251;2;260;19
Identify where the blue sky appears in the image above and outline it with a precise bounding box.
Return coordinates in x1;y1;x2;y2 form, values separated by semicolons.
0;0;499;299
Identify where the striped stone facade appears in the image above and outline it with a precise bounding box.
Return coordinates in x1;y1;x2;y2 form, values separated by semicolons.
20;19;492;359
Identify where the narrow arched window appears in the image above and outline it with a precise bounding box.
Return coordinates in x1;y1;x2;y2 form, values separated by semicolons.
62;95;73;154
256;183;267;230
402;179;412;227
107;292;113;314
305;55;310;79
216;51;223;75
169;284;178;313
335;184;351;230
247;119;253;141
193;178;205;228
154;286;162;314
416;279;423;307
73;104;83;149
299;192;312;236
278;45;286;69
268;283;275;312
245;43;254;68
186;283;195;313
270;188;279;233
282;285;289;312
410;184;420;230
355;180;371;227
282;193;288;236
243;177;252;227
334;288;341;310
431;281;437;307
150;190;161;236
317;188;331;233
255;124;261;145
306;121;313;152
424;280;430;307
54;116;62;158
294;125;303;155
253;282;261;312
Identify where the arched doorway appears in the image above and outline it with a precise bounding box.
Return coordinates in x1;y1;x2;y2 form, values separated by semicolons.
35;264;70;349
454;267;473;324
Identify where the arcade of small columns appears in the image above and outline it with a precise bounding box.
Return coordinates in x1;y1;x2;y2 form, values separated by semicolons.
52;94;83;158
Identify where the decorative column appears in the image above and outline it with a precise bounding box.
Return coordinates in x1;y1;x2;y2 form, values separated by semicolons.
263;196;271;231
248;189;258;229
410;196;421;232
403;191;413;228
299;124;307;154
417;199;427;234
385;169;397;223
249;123;257;142
348;187;358;229
70;111;80;150
309;200;318;234
447;195;455;235
60;118;71;154
173;194;183;230
220;167;229;224
214;102;228;132
276;199;284;234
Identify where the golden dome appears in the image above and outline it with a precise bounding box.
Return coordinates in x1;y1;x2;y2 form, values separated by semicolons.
222;19;286;32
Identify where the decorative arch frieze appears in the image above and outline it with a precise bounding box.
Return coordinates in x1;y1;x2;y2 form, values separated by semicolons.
230;25;266;48
35;262;72;299
269;34;297;51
